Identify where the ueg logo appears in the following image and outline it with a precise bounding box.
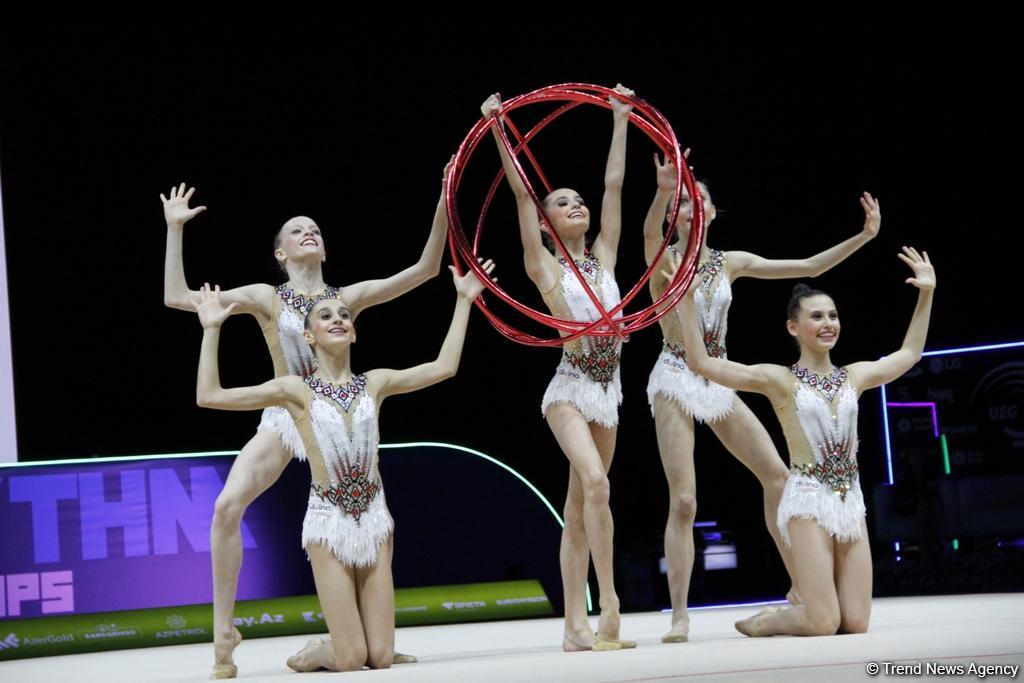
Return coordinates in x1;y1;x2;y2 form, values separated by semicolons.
441;601;486;611
0;633;19;650
155;615;208;640
234;613;284;627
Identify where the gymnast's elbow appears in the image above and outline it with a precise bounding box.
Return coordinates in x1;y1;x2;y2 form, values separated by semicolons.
424;260;442;279
164;293;191;311
196;390;223;409
435;360;459;382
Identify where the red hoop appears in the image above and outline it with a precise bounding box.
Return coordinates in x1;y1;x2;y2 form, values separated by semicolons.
447;83;704;347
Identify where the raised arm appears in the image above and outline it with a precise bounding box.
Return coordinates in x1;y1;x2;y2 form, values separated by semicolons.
663;252;790;404
847;246;936;392
342;160;452;318
194;284;305;413
729;192;881;280
369;260;494;401
162;183;273;317
681;294;789;403
480;94;558;291
591;84;634;270
643;152;690;268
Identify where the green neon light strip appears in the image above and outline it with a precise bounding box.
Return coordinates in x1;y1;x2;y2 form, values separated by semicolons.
382;442;592;612
939;434;957;551
2;441;592;612
383;442;563;525
941;435;955;551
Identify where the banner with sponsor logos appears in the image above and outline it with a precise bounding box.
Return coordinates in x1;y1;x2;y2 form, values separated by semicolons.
0;580;552;660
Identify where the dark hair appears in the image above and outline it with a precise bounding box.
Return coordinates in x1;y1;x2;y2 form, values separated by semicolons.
787;283;832;320
271;221;289;278
538;193;557;253
304;297;349;330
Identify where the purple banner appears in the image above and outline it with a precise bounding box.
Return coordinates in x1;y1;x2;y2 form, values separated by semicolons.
0;444;566;621
0;454;314;620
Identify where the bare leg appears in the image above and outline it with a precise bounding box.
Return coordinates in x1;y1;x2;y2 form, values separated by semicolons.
546;404;621;650
281;543;408;667
560;465;594;650
589;421;634;648
652;395;697;642
356;539;396;669
290;544;367;672
210;430;291;673
735;518;841;637
707;399;798;600
835;521;872;633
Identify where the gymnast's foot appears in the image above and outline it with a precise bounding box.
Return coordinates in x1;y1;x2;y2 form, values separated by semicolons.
735;609;781;638
210;626;242;679
593;602;634;650
286;636;332;672
661;614;690;644
562;626;597;652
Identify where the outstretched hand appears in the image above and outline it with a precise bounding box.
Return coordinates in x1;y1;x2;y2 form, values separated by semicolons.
451;259;497;301
653;148;693;192
193;283;238;329
161;183;207;227
897;246;935;291
860;192;881;238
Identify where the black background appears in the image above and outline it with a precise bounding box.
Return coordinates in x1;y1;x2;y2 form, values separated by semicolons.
3;18;1019;605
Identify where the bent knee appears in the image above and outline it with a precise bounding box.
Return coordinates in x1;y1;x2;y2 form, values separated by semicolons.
332;646;367;672
840;613;870;634
806;608;841;636
366;646;393;670
212;493;247;527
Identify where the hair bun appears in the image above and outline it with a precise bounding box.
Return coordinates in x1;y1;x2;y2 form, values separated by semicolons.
791;283;812;297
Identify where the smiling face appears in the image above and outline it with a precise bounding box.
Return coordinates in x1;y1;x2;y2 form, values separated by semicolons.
787;294;841;353
303;298;355;350
541;188;590;240
274;216;326;270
